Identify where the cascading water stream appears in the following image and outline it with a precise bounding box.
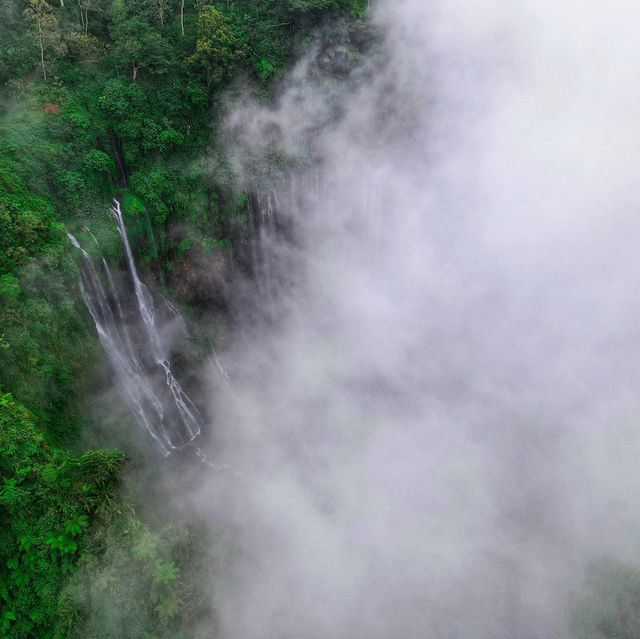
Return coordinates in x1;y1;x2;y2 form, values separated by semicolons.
243;172;323;322
67;199;203;456
68;230;172;454
109;199;202;444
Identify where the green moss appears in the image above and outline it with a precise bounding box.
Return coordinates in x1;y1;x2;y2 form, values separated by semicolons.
121;191;146;218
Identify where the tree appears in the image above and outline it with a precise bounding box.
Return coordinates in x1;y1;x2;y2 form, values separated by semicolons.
76;0;90;33
156;0;169;28
190;6;248;88
23;0;67;81
75;0;109;35
65;30;104;60
110;15;172;80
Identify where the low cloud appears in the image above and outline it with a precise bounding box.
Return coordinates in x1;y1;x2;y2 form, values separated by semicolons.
195;2;640;637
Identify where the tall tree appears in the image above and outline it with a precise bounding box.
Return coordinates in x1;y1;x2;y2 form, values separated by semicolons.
76;0;89;33
157;0;169;28
190;6;248;88
23;0;66;81
75;0;109;34
110;15;171;80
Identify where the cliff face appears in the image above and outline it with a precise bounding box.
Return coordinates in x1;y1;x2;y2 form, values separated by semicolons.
166;243;232;310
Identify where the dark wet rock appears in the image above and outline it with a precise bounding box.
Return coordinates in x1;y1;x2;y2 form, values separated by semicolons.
317;44;356;76
167;242;231;309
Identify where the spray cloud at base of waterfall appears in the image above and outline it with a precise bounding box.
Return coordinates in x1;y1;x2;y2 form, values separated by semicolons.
176;1;640;638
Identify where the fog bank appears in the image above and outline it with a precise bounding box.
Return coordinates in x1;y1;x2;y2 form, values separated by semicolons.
197;1;640;637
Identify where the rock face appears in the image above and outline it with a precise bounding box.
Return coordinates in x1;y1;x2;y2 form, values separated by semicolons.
318;44;353;76
314;18;374;78
166;241;231;309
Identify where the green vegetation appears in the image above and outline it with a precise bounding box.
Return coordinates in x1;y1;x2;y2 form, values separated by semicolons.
0;0;368;635
0;392;124;637
0;140;99;439
64;496;214;638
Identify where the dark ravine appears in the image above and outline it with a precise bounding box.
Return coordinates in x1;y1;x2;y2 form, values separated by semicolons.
108;126;128;188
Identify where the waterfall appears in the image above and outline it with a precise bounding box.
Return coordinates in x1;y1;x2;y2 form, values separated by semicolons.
244;173;322;321
68;200;202;456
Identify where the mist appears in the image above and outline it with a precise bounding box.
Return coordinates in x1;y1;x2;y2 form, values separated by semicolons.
193;1;640;637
